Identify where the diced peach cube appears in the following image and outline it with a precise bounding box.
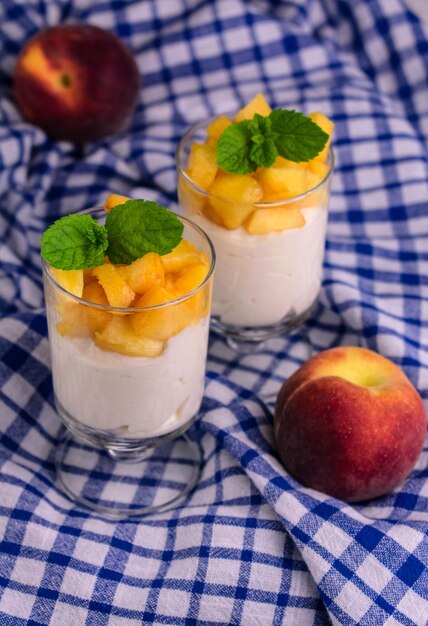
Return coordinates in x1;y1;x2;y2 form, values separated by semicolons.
104;193;131;212
50;268;83;298
257;166;310;201
92;263;135;308
82;282;112;333
173;263;210;316
164;274;176;290
95;315;164;357
208;173;263;229
202;203;226;227
186;142;218;190
82;281;109;306
131;286;194;342
83;269;97;285
173;263;208;296
206;114;232;144
235;93;272;122
198;251;210;268
284;168;326;212
162;240;200;274
306;169;324;190
307;160;329;180
244;207;306;234
272;156;306;170
308;111;334;163
117;253;165;295
56;303;88;337
178;174;206;215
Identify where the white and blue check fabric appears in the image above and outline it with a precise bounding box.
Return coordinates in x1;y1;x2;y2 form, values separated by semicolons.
1;0;428;624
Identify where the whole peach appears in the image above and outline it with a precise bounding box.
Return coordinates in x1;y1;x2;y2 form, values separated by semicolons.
274;347;426;502
13;24;139;142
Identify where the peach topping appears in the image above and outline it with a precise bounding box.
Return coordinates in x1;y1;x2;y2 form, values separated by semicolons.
181;93;334;234
51;195;211;357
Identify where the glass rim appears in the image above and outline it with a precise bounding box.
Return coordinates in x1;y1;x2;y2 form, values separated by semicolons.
176;116;335;206
42;207;216;313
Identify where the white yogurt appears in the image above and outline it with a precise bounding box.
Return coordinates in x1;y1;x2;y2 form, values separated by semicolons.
49;320;209;438
188;206;328;327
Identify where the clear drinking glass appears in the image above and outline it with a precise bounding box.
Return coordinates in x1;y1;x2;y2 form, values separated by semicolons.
42;206;215;517
177;118;334;347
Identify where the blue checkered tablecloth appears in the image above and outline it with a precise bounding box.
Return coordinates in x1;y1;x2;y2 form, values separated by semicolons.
1;0;428;624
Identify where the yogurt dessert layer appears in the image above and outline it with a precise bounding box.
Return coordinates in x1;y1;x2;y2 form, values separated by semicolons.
42;197;213;439
50;322;208;437
191;206;327;327
178;93;334;330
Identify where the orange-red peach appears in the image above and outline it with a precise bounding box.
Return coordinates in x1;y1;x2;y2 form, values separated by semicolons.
13;24;139;142
274;347;426;502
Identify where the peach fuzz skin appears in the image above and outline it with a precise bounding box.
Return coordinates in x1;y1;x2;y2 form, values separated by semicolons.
274;347;427;502
13;24;139;142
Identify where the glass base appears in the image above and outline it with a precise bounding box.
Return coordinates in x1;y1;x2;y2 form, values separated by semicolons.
211;300;317;350
55;430;201;518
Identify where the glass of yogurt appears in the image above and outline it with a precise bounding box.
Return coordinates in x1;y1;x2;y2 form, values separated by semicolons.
177;113;334;347
42;205;215;517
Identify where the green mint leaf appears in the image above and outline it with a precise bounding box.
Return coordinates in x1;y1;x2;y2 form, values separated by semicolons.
216;108;330;173
106;199;183;264
250;137;277;169
247;114;277;169
247;113;271;136
269;109;329;162
41;214;108;270
216;120;258;174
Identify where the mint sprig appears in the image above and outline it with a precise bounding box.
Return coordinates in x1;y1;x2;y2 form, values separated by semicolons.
216;109;329;174
41;200;184;270
41;214;108;270
106;200;183;264
214;119;254;175
248;114;277;170
269;110;328;163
